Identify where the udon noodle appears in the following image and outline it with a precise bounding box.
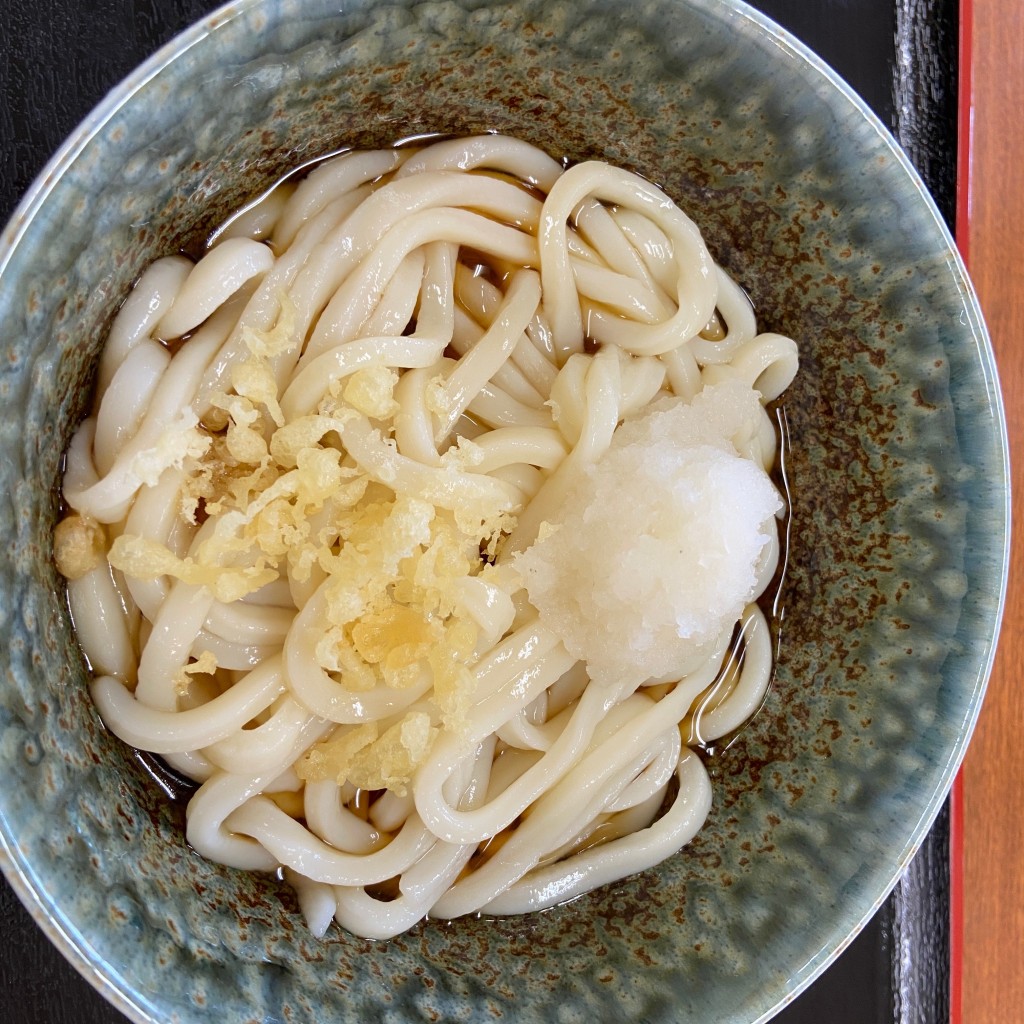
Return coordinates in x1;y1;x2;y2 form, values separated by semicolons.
55;135;797;940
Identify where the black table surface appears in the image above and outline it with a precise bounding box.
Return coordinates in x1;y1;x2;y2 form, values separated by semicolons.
0;1;958;1021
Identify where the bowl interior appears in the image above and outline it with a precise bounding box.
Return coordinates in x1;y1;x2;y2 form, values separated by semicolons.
0;1;1007;1022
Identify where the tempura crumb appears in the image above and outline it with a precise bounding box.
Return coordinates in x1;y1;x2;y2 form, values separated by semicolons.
297;712;438;796
343;366;400;419
173;650;218;697
53;513;106;580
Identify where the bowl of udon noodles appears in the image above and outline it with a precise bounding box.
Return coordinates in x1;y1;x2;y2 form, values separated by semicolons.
0;0;1008;1021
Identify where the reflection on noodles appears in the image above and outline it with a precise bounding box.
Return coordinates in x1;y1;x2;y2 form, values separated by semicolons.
54;136;798;940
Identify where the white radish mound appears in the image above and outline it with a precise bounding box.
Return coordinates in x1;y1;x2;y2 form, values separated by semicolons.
515;382;781;687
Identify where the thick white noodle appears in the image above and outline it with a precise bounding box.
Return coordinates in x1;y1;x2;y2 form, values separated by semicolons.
273;149;403;250
94;340;171;475
67;564;136;684
701;331;800;402
96;256;192;397
212;178;294;246
60;136;795;941
158;238;275;340
394;134;563;191
539;161;716;358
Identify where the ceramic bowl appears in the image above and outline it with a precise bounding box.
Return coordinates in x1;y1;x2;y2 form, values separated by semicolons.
0;1;1008;1022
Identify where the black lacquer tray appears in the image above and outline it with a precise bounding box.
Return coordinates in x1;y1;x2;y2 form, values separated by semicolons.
0;1;958;1020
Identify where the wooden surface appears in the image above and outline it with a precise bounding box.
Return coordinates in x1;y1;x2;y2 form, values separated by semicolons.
960;1;1024;1021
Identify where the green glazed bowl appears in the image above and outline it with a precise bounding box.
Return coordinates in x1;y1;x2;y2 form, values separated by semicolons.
0;1;1008;1022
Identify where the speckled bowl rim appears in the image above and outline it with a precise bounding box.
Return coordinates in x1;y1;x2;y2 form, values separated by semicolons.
0;1;1010;1022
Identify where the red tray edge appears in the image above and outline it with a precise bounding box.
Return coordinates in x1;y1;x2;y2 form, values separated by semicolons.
950;2;974;1019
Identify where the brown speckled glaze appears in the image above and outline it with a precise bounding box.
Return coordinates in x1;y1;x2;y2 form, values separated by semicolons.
0;1;1007;1023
